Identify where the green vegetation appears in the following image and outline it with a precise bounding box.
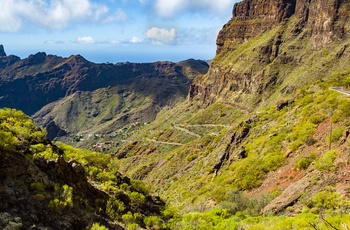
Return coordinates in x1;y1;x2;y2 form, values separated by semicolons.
167;208;350;229
90;223;108;230
48;184;74;213
307;186;349;213
0;108;166;229
0;108;46;151
315;150;338;172
2;3;350;227
295;153;315;170
230;152;285;190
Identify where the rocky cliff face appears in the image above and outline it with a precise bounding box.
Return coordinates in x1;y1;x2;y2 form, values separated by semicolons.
294;0;350;48
217;0;349;54
190;0;350;108
216;0;296;54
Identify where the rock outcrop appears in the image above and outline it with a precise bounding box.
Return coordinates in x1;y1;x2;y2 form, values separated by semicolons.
0;45;20;68
0;45;6;56
217;0;296;54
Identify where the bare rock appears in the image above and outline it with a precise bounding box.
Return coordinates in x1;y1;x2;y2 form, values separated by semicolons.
262;175;310;214
0;45;7;56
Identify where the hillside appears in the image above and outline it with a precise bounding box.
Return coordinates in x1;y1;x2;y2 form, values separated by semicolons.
0;48;208;141
0;108;167;229
107;0;350;227
2;0;350;228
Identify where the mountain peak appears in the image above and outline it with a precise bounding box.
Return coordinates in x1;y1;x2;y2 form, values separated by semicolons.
0;44;7;56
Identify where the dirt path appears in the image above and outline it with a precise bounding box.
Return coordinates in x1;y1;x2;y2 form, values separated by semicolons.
330;87;350;96
145;138;183;146
179;124;232;128
174;125;202;138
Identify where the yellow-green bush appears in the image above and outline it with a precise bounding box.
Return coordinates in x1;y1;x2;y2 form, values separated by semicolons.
90;223;108;230
315;150;338;172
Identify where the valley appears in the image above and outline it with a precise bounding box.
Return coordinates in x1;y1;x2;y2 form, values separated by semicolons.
1;0;350;229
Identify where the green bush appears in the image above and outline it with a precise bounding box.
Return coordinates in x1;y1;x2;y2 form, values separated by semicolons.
144;216;163;229
232;152;285;190
308;186;349;213
0;130;17;151
315;150;338;172
48;184;74;213
331;100;350;123
288;122;316;152
106;198;126;220
326;125;346;144
129;192;146;204
90;223;108;230
296;157;312;170
130;179;150;195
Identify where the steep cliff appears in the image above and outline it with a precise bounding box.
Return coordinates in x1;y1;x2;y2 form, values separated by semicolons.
189;0;350;109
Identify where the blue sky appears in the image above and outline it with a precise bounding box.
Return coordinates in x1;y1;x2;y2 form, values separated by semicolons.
0;0;238;63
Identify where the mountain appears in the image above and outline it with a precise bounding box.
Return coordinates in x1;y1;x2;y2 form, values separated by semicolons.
2;0;350;228
0;49;209;140
108;0;350;226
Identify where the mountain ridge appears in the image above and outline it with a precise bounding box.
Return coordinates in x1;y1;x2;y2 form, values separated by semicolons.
0;47;209;140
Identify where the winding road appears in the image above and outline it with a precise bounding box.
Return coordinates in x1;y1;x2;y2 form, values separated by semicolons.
330;87;350;96
145;138;183;146
174;125;202;138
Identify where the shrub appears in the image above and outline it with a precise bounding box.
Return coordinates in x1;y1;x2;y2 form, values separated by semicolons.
129;192;146;204
130;179;150;195
296;157;310;170
308;186;349;213
30;182;46;192
232;152;285;190
0;131;17;151
122;211;141;225
296;157;312;170
48;184;74;213
144;216;163;229
326;125;346;144
315;150;338;172
106;198;126;220
90;223;108;230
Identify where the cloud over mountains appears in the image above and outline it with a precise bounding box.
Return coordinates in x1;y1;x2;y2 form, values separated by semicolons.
0;0;110;32
146;27;177;45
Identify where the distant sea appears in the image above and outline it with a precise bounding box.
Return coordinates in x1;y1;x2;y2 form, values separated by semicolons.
9;44;215;64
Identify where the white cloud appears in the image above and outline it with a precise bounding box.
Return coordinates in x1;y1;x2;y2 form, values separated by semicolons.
76;36;95;44
0;0;110;32
154;0;235;17
130;37;142;43
145;27;176;45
